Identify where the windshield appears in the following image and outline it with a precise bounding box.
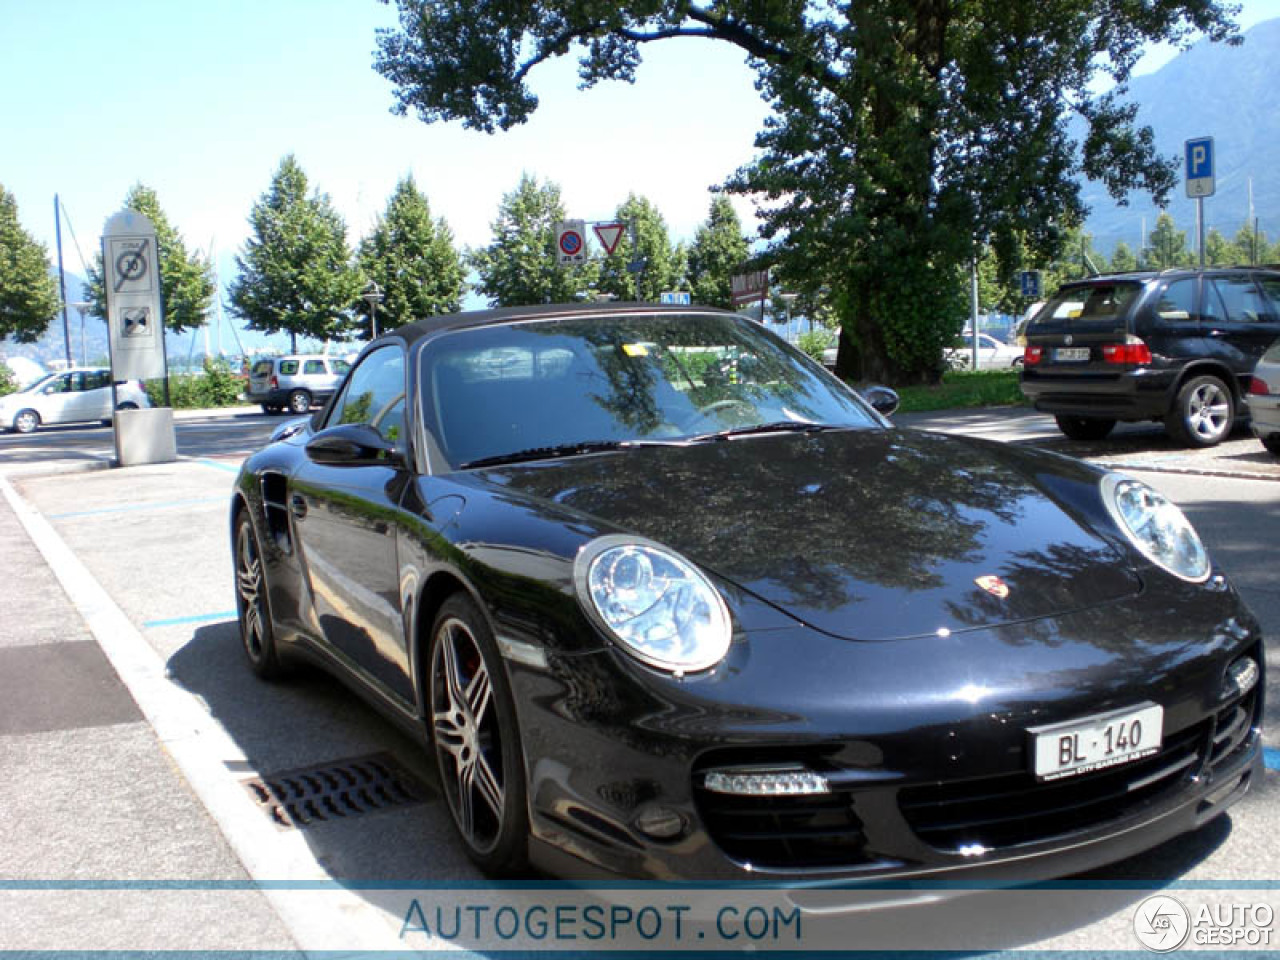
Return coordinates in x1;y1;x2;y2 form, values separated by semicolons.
421;311;880;469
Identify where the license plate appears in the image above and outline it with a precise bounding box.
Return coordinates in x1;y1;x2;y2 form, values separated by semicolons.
1054;347;1091;362
1029;703;1163;781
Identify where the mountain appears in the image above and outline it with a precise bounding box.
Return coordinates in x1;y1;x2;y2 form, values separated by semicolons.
1082;18;1280;254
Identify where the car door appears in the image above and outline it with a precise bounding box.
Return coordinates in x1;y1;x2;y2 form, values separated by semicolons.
36;373;77;424
82;370;113;419
1202;274;1280;382
289;345;414;704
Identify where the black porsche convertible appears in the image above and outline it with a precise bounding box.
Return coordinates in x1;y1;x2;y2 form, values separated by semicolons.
231;302;1263;881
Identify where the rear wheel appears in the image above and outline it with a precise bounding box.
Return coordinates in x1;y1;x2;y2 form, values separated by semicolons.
288;390;312;414
428;593;528;875
12;409;39;434
1054;415;1115;441
1165;375;1233;448
233;510;287;680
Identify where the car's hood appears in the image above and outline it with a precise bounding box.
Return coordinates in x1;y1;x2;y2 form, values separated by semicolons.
469;427;1141;642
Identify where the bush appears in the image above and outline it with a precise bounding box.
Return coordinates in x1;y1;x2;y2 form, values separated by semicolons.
147;357;246;409
0;361;16;398
797;328;836;363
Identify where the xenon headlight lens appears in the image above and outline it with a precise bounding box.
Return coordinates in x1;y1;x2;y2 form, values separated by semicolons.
574;537;731;673
1102;473;1209;582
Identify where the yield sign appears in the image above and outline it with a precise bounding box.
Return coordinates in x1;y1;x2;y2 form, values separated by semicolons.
593;222;625;255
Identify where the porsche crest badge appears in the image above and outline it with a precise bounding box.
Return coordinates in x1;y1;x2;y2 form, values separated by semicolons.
975;575;1010;599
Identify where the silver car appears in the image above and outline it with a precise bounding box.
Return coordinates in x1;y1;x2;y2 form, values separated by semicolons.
246;354;349;415
0;368;150;434
1246;339;1280;456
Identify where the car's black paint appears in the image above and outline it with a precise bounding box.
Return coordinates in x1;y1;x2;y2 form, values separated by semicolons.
232;303;1263;883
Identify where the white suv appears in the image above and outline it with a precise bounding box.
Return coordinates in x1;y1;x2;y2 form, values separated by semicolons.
0;368;151;434
246;355;349;415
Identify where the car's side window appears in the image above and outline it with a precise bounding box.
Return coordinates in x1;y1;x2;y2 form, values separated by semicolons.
279;360;299;376
327;346;406;445
303;360;325;375
1256;277;1280;318
85;371;110;390
45;375;71;394
1154;279;1198;324
1212;276;1269;323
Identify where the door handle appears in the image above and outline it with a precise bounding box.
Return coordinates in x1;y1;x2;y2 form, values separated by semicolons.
290;494;308;520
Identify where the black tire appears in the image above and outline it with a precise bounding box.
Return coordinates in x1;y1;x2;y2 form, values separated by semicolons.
116;401;138;411
233;509;287;680
1165;374;1233;448
1261;434;1280;457
287;390;312;414
12;409;39;434
427;593;529;875
1054;415;1116;442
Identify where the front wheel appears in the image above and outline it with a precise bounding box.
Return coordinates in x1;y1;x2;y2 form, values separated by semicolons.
1054;415;1115;441
287;390;312;414
428;594;528;875
1165;375;1233;448
12;409;39;434
233;510;287;680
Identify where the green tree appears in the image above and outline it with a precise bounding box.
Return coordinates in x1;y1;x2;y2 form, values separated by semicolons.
0;185;60;343
1143;213;1193;269
375;0;1240;384
229;155;362;352
357;175;466;336
0;359;17;396
470;173;595;306
598;194;682;301
1110;241;1139;273
686;195;750;308
86;184;214;333
1232;221;1269;266
1203;227;1234;266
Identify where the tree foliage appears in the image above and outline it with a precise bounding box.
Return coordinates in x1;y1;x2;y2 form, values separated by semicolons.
0;185;61;344
597;194;682;302
1143;212;1193;269
470;173;595;306
357;174;466;336
229;155;362;351
375;0;1241;383
686;195;750;309
86;184;215;334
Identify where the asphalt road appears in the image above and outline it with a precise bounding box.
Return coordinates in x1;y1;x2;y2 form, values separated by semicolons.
4;405;1280;952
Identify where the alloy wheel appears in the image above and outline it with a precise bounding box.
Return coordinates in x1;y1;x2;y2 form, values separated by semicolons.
236;520;268;663
431;617;505;853
1187;381;1230;442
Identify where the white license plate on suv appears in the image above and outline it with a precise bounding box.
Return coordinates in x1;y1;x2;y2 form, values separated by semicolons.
1054;347;1090;362
1029;703;1163;781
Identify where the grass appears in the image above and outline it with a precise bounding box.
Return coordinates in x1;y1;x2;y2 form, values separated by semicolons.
892;369;1027;413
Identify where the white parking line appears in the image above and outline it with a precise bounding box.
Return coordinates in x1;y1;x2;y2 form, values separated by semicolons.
0;473;411;955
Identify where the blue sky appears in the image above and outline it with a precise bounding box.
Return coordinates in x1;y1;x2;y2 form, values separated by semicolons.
3;0;1277;323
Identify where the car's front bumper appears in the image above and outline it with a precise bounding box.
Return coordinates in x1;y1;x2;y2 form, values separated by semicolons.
502;574;1264;883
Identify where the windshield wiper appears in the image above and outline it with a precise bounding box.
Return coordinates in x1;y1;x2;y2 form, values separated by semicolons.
460;439;674;469
686;421;843;443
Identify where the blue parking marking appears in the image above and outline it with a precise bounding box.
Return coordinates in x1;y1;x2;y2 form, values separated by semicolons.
197;458;241;473
1264;747;1280;771
142;611;236;629
48;496;225;520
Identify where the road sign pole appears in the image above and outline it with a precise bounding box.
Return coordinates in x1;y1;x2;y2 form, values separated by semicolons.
1198;196;1206;269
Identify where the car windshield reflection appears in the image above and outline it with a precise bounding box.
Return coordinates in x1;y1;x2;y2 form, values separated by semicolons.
420;312;880;469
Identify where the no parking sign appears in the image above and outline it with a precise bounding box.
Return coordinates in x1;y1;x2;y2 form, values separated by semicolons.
556;220;588;265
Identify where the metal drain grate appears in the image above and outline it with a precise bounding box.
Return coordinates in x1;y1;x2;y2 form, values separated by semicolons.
242;751;431;830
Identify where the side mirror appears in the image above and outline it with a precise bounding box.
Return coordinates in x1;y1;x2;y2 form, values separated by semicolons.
305;423;402;466
862;385;900;418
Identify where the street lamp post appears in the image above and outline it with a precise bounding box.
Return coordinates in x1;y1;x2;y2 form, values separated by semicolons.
361;281;385;340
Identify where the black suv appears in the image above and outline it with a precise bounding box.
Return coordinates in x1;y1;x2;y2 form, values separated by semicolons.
1020;268;1280;446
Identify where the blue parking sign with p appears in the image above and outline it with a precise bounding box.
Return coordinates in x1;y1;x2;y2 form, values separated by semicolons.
1185;137;1215;198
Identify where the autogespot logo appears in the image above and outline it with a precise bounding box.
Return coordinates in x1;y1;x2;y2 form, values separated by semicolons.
1134;895;1191;952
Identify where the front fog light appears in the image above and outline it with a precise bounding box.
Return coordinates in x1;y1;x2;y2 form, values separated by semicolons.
702;765;831;796
1101;473;1210;582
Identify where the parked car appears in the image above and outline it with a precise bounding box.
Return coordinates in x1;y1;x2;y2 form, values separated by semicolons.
945;332;1025;370
1020;268;1280;446
246;354;350;415
0;368;150;434
1245;338;1280;456
231;303;1260;882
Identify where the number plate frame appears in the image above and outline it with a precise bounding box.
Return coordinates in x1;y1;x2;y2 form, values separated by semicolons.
1054;347;1091;362
1028;702;1163;782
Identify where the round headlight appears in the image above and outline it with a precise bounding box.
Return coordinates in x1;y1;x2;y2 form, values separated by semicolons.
1101;473;1209;582
574;536;732;673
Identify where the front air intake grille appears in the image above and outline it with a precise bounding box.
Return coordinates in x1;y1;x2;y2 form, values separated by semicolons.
899;720;1208;853
693;784;866;868
1209;690;1258;770
242;752;431;830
